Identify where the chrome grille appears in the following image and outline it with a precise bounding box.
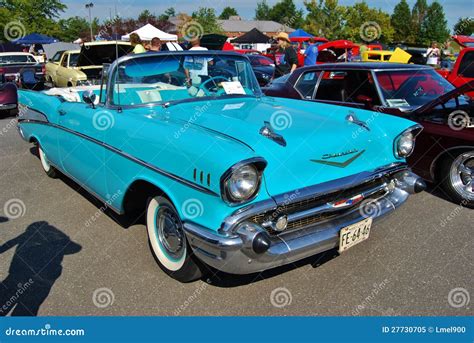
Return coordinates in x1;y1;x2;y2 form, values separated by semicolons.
249;177;388;235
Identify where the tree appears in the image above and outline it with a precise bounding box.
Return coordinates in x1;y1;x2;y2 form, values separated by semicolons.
422;1;450;45
391;0;411;43
191;7;223;34
453;17;474;36
219;7;239;20
411;0;428;45
57;16;91;42
158;7;176;21
255;0;272;20
304;0;346;40
269;0;304;28
138;10;156;24
344;2;393;43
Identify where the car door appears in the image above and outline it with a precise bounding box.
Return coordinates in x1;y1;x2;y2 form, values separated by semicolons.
55;98;108;200
55;53;70;87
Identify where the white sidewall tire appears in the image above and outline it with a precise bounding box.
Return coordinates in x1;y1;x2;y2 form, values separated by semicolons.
39;146;51;173
146;197;186;272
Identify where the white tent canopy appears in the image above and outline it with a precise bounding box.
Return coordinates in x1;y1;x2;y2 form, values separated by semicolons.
121;23;177;42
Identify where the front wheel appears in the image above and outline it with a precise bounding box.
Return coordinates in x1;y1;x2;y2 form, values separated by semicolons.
38;144;58;178
146;196;204;282
440;151;474;208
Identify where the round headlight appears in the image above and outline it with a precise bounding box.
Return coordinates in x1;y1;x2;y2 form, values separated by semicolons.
397;131;415;158
226;165;259;202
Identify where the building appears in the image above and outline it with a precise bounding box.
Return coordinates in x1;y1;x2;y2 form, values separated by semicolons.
168;15;294;40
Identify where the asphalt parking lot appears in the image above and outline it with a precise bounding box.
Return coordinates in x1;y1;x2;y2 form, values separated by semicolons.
0;115;472;316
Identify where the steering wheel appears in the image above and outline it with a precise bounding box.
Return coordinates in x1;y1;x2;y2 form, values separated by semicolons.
198;76;229;96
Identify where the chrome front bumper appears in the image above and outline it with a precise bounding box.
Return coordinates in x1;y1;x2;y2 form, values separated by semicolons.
184;165;425;275
0;103;17;110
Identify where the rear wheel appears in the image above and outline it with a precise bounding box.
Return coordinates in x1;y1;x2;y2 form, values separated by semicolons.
146;196;204;282
439;151;474;208
38;144;58;178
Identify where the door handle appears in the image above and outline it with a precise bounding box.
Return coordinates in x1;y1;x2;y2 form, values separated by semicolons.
58;109;67;116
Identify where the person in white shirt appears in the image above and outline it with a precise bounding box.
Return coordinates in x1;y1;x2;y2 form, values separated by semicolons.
185;39;209;87
426;42;440;67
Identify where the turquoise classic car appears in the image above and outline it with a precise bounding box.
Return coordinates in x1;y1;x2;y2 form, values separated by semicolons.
17;51;426;282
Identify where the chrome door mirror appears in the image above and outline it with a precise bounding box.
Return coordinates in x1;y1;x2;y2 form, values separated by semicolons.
82;90;96;108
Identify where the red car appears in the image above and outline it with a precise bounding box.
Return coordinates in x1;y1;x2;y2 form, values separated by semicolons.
438;47;474;98
264;63;474;207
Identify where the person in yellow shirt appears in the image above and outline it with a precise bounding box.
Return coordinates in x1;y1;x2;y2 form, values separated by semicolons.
130;33;146;54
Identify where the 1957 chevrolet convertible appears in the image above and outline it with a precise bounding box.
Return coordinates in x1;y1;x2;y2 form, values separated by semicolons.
17;51;426;282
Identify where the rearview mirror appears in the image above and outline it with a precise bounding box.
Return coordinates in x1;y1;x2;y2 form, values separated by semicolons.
82;90;96;108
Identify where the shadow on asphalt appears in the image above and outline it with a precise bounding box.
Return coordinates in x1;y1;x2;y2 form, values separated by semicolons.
0;221;81;316
0;216;8;223
205;248;340;288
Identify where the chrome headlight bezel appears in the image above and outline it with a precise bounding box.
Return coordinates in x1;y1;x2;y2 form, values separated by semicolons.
394;124;423;159
220;158;267;206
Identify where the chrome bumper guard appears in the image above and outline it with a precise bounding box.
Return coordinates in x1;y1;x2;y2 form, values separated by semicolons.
184;164;425;275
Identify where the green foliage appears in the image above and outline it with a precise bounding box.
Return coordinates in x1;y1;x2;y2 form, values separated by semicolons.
255;0;272;20
219;7;239;20
411;0;428;45
344;2;394;43
269;0;304;28
453;17;474;36
422;1;450;45
304;0;346;39
158;8;176;21
138;10;156;24
391;0;411;43
191;7;223;34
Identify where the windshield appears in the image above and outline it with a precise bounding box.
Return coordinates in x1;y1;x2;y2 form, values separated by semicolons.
69;53;79;67
111;53;261;107
375;69;457;108
0;54;36;64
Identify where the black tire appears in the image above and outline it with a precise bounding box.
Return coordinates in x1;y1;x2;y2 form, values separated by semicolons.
439;151;474;209
37;144;58;178
146;196;204;282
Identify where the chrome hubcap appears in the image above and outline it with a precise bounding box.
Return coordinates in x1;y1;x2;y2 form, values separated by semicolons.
450;152;474;201
156;206;185;259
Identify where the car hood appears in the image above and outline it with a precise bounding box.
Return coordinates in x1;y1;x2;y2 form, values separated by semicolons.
170;96;417;196
77;43;133;67
414;80;474;115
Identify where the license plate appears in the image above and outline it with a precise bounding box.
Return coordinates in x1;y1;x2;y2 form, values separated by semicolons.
339;218;372;253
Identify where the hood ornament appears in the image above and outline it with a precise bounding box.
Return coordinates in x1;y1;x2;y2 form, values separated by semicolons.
259;121;287;147
346;112;370;132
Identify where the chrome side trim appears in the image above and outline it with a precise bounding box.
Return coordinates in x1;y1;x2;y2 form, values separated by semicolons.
18;120;219;197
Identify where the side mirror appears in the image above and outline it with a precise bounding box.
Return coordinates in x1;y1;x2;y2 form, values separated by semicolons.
82;90;96;108
356;95;373;107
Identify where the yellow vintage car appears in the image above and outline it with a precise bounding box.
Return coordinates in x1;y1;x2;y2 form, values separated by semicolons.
361;48;412;64
45;41;132;87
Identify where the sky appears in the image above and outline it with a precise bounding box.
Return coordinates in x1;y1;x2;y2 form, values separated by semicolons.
61;0;471;29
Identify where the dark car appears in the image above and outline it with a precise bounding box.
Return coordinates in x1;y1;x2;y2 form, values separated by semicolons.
0;52;45;90
247;54;275;86
264;63;474;207
0;81;18;117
